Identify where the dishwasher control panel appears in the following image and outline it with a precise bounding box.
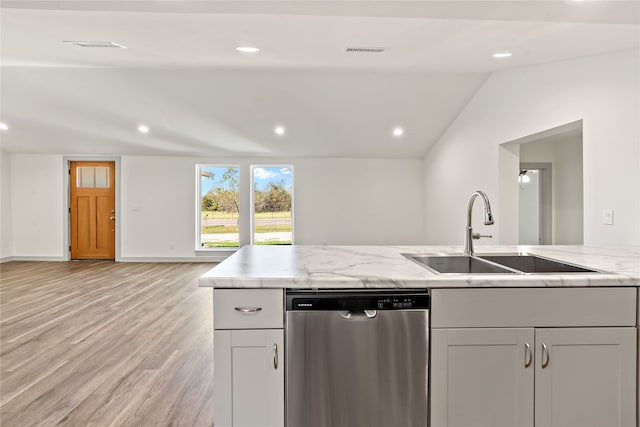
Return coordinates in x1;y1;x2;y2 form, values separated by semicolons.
286;290;430;311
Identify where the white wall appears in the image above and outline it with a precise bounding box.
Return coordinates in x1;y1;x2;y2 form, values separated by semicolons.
0;149;13;260
10;154;65;259
423;50;639;246
7;154;424;259
520;134;584;244
121;156;424;260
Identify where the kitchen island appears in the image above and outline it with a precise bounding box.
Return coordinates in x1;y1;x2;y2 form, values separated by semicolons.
199;245;640;427
199;244;640;288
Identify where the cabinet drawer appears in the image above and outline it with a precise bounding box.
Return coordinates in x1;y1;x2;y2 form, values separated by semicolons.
214;289;283;329
432;287;636;328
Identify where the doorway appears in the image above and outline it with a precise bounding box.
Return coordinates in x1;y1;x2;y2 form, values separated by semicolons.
498;120;584;245
519;164;552;245
69;161;116;259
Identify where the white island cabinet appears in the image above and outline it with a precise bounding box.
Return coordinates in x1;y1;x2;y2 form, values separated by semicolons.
212;289;284;427
431;288;638;427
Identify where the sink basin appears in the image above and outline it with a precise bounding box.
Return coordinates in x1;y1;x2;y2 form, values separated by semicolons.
404;253;601;275
477;254;599;273
404;255;516;274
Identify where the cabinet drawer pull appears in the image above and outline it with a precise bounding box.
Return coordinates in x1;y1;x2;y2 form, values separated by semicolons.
524;342;532;368
273;343;278;370
541;342;550;369
234;307;262;313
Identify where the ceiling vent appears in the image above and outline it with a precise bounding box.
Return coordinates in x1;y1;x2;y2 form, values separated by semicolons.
344;47;387;53
63;41;128;49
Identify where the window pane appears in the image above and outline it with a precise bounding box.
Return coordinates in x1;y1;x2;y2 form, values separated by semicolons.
253;166;293;245
78;167;95;188
94;167;109;188
200;166;240;248
77;167;109;188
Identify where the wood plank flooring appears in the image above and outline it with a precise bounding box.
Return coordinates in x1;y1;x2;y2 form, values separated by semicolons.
0;261;217;426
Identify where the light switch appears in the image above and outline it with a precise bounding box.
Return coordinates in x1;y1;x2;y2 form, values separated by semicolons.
603;209;614;225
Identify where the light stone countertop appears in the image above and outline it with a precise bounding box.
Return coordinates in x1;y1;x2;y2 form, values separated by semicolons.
198;245;640;289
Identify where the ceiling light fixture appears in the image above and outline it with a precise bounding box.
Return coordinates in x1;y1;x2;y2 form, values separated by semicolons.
392;127;404;137
236;46;260;53
274;125;286;136
493;52;513;58
138;124;149;134
0;122;8;131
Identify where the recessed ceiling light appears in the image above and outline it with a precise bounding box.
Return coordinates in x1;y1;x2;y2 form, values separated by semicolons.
392;127;404;137
138;124;149;134
63;41;127;49
236;46;260;53
0;122;8;131
493;52;513;58
274;125;286;135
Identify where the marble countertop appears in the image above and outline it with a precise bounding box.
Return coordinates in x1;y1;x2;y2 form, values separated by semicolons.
198;245;640;289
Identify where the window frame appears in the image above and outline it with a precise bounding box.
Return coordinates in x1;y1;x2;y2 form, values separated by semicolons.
249;164;295;246
196;164;241;251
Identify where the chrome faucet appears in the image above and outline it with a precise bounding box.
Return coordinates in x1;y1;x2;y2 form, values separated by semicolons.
464;190;494;256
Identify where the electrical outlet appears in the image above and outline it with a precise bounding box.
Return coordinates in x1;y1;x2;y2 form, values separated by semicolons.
603;209;614;225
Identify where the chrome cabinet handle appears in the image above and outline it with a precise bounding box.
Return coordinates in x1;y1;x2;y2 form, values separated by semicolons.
541;342;550;368
273;344;278;370
524;342;532;368
234;307;262;313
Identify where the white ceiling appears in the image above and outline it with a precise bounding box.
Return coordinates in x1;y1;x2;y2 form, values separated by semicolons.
1;1;639;157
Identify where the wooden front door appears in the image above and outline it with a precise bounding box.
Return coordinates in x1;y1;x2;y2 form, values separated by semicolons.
70;161;116;260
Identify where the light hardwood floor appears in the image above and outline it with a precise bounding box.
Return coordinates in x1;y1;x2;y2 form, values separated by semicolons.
0;261;217;426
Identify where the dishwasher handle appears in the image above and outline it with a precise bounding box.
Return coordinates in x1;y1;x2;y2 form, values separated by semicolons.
339;310;377;320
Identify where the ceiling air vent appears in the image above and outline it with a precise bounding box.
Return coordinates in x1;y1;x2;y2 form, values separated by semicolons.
345;47;387;53
62;41;128;49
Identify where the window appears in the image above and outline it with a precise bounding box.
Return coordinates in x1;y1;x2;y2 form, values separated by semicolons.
198;165;240;248
252;166;293;245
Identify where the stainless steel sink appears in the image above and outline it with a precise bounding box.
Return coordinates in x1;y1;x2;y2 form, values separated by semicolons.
404;255;517;274
477;254;599;273
404;253;600;275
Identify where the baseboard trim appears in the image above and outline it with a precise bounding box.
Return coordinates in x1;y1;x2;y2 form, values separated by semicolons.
119;256;225;263
3;256;67;262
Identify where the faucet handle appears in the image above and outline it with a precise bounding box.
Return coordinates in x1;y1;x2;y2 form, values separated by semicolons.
472;233;493;240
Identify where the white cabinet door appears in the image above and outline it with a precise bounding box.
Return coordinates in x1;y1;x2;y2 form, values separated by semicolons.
431;328;535;427
535;327;637;427
214;329;284;427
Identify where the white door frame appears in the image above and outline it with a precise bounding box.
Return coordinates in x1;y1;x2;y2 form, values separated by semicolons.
62;156;121;261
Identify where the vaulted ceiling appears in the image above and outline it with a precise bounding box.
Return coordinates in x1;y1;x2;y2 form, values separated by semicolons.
1;1;638;158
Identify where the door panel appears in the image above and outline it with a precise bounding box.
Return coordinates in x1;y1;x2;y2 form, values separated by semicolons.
70;161;115;259
431;328;534;427
535;327;637;427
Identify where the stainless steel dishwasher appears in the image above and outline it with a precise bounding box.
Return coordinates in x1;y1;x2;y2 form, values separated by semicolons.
286;290;429;427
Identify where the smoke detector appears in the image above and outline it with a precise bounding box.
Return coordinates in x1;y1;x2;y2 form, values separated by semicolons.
63;41;128;49
344;47;388;53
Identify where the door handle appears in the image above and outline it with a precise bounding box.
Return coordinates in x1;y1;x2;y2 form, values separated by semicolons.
524;342;532;368
541;342;550;368
339;310;377;320
110;216;116;220
273;343;278;370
